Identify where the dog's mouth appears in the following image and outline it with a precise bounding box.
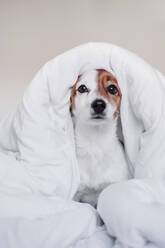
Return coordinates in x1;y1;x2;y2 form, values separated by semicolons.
91;114;105;120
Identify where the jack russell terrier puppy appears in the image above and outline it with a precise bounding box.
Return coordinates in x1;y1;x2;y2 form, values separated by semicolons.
70;69;129;207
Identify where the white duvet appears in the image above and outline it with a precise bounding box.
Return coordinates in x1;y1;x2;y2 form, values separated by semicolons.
0;42;165;247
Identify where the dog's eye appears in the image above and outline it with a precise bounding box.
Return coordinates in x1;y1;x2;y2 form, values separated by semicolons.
107;84;118;95
77;84;88;93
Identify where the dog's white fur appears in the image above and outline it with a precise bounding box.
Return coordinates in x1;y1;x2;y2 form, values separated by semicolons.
71;70;129;207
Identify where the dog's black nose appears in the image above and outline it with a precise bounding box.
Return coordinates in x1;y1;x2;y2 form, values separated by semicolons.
91;99;106;114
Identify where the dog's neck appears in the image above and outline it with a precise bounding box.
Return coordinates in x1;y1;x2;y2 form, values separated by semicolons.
73;118;119;157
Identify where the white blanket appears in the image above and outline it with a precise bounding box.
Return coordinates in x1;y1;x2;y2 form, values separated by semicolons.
0;42;165;247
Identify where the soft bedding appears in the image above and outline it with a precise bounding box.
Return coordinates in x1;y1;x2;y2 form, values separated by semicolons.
0;42;165;247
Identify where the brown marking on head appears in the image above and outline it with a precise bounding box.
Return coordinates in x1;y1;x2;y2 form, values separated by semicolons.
97;69;122;117
70;75;82;110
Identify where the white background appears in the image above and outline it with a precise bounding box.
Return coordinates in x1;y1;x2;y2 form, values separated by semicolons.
0;0;165;116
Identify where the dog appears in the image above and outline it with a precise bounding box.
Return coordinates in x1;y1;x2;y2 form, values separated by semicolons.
70;69;129;207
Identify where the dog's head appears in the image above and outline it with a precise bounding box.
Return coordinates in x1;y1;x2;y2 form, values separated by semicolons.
70;69;121;125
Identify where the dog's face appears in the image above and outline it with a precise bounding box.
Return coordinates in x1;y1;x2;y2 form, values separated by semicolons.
70;69;121;125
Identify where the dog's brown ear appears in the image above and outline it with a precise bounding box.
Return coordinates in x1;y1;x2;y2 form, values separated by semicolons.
70;75;82;111
70;82;77;111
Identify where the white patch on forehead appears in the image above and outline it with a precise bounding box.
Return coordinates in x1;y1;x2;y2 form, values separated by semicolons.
76;70;98;90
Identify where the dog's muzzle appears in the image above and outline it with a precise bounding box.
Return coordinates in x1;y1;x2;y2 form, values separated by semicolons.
91;99;106;114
